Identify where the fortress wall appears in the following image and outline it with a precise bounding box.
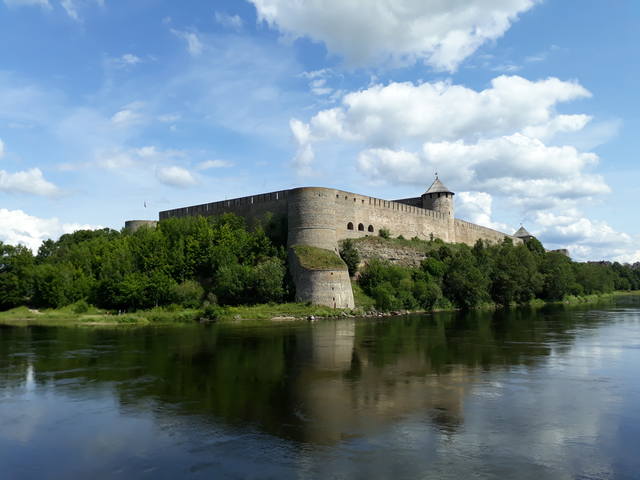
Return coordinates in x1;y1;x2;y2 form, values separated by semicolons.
454;219;522;246
158;190;289;226
288;188;338;251
331;189;455;242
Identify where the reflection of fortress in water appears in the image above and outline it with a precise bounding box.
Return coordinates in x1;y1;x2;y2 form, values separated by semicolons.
5;307;579;446
300;319;466;443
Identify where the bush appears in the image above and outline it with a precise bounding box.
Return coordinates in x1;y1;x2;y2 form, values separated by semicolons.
379;228;390;239
72;299;90;314
339;239;360;276
171;280;205;308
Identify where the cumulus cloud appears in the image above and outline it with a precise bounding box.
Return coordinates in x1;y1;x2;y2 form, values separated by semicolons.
215;11;243;30
456;192;510;232
534;210;640;263
0;168;59;196
292;75;604;210
0;209;100;252
171;29;203;56
250;0;539;71
290;118;314;176
356;136;609;210
156;165;197;187
299;76;590;147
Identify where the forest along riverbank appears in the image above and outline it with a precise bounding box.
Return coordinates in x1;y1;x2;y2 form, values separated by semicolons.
0;292;635;327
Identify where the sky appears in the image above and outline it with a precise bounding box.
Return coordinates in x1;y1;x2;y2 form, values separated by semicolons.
0;0;638;262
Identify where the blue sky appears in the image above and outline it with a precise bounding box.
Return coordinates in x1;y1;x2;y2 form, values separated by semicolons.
0;0;638;261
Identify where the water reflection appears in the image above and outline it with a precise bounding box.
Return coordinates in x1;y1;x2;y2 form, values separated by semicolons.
1;295;640;478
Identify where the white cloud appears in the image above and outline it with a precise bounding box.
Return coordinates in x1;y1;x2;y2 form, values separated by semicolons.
196;159;233;170
0;138;4;158
215;11;243;30
456;191;510;232
299;76;591;147
250;0;540;71
171;29;203;56
0;208;100;252
290;118;314;175
157;113;180;123
356;135;609;210
91;145;185;171
111;109;142;126
0;168;60;196
534;210;640;263
3;0;51;9
109;53;142;68
293;75;603;209
60;0;78;20
156;166;197;187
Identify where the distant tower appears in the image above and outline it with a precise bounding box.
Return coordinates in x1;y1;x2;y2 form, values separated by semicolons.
422;175;455;218
513;225;534;242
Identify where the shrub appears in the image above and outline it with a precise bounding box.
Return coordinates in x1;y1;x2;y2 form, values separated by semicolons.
379;228;390;239
171;280;205;308
339;239;360;276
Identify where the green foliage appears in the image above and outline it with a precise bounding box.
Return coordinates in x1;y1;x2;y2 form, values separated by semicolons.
378;228;391;239
443;247;489;309
0;214;292;314
358;259;442;311
357;237;640;311
339;239;360;276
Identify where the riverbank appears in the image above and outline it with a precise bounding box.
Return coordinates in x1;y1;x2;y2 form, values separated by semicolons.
1;291;636;327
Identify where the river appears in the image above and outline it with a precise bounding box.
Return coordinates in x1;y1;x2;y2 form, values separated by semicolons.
2;296;640;479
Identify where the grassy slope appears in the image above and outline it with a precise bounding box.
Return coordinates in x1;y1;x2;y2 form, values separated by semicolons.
291;245;347;270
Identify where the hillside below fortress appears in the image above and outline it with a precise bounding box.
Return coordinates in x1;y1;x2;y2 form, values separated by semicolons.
126;178;525;308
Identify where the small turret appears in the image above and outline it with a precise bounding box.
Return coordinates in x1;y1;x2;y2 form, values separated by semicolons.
422;176;455;218
513;225;534;242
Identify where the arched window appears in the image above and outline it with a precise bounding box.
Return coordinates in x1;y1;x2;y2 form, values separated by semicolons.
368;225;374;232
358;223;365;231
347;222;354;230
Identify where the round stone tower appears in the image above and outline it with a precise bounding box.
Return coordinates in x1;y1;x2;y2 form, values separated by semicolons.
422;176;455;218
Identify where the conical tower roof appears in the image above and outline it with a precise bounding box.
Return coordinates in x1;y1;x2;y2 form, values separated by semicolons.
425;176;454;195
514;225;532;238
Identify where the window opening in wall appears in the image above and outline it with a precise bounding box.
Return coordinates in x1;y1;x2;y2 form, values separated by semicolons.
358;223;364;231
347;222;354;230
368;225;374;232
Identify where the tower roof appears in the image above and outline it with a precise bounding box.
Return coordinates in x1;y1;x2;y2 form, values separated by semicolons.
514;226;533;238
425;176;454;195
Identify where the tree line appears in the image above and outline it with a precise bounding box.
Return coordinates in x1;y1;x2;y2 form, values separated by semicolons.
1;214;638;313
342;237;640;311
0;214;290;311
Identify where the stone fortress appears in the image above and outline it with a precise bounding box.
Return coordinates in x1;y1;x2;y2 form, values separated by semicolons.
126;178;529;309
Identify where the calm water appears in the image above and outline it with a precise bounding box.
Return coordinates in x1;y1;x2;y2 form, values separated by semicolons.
2;298;640;479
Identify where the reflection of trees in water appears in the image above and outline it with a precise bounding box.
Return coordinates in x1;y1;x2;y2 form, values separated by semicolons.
0;299;629;444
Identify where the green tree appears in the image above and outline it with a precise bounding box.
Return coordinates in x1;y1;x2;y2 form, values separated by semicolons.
339;239;360;276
